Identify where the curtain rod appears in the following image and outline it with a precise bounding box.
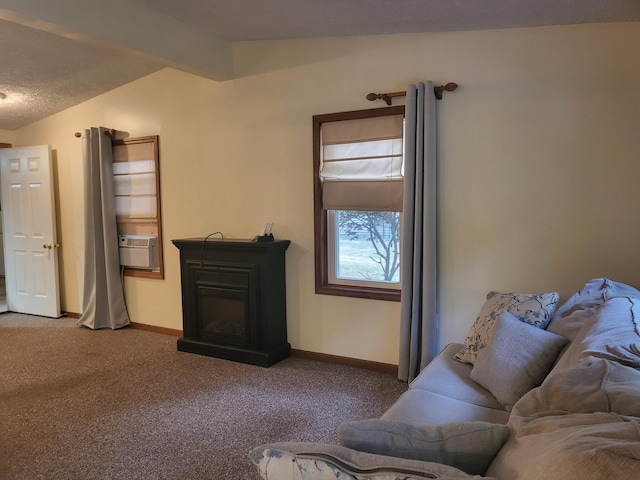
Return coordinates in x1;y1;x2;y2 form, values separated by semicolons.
366;82;458;105
74;128;116;138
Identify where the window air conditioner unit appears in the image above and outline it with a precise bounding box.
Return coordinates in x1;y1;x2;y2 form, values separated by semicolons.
118;235;158;269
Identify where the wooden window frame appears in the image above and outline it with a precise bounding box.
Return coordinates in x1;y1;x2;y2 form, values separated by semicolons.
313;106;404;302
112;135;164;280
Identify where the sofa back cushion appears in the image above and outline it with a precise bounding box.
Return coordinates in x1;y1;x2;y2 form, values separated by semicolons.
547;277;640;342
547;295;640;375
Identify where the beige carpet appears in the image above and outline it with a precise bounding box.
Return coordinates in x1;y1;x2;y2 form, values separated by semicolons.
0;313;406;479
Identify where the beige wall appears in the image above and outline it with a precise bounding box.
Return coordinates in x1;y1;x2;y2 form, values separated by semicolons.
0;129;16;144
10;22;640;365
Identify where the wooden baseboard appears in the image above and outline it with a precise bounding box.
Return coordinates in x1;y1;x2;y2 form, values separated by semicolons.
65;316;180;337
127;323;398;374
130;322;182;337
62;315;181;339
291;349;398;375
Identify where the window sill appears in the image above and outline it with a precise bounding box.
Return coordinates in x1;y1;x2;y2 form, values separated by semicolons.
123;268;164;280
315;283;400;302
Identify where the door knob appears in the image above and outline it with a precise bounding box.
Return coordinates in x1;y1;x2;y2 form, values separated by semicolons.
43;244;51;249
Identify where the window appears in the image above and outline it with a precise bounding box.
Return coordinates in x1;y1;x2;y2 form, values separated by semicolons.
313;106;405;301
112;135;164;279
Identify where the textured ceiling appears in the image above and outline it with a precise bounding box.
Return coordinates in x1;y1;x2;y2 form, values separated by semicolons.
0;18;166;130
1;0;640;130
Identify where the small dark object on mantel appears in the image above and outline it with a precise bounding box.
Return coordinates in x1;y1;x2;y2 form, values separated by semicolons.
256;234;275;243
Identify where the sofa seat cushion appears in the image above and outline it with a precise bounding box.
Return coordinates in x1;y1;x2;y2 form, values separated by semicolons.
250;442;496;479
381;389;510;426
409;343;504;410
338;420;509;476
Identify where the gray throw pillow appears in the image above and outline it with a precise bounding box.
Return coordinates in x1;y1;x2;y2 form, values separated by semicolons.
455;291;560;365
470;311;568;411
338;419;509;476
250;441;495;480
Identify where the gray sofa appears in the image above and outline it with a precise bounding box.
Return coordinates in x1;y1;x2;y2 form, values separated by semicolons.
250;278;640;479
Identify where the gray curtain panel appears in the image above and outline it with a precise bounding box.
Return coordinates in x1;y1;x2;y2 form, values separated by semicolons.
398;82;438;382
78;127;130;330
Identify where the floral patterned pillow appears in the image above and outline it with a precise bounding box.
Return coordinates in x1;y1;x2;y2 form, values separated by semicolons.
250;442;486;480
454;291;560;365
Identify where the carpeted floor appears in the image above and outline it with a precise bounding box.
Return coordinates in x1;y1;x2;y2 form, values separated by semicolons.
0;313;407;479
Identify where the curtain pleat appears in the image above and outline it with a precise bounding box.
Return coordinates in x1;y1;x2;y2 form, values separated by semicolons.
78;127;130;330
398;82;438;382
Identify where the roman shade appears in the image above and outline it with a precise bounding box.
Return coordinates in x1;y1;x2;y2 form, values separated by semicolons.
320;114;404;211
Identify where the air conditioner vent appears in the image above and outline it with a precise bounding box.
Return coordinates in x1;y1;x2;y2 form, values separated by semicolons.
130;238;150;247
118;235;158;268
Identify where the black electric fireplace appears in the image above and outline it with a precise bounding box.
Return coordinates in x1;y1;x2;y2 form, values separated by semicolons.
172;238;290;367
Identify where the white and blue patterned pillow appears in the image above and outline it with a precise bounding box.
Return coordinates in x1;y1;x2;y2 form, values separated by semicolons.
250;442;488;479
454;291;560;365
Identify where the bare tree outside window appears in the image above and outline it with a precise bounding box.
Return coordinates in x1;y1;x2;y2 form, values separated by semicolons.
336;210;400;283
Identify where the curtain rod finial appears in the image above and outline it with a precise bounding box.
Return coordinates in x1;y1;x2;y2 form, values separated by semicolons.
366;91;405;105
434;82;458;100
366;92;392;105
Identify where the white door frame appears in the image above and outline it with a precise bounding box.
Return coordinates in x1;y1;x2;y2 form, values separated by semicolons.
0;145;61;318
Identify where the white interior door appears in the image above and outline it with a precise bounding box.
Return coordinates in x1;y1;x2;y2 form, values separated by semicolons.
0;145;61;318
